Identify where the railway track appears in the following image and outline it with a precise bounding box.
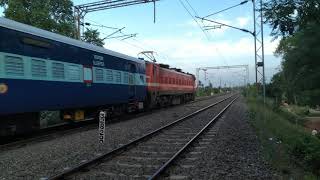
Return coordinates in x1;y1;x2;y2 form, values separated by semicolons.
0;93;229;151
49;94;238;179
0;120;96;151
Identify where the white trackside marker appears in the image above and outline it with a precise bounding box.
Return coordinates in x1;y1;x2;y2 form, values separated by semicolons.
99;111;106;144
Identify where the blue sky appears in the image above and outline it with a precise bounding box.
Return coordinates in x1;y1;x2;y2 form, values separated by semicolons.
1;0;282;86
74;0;281;86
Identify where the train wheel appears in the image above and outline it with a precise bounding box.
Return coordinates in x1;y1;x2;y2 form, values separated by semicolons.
0;113;40;137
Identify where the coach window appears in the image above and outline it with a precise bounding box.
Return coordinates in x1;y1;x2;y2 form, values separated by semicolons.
106;70;113;82
52;62;65;79
68;65;81;81
115;71;121;83
95;68;104;82
124;72;129;84
31;59;47;78
4;56;24;77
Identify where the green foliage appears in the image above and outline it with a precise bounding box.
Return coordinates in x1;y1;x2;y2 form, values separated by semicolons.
247;96;320;177
245;84;259;98
278;106;307;126
0;0;76;38
196;87;217;97
268;24;320;106
195;85;234;97
82;28;105;47
263;0;320;37
263;0;320;107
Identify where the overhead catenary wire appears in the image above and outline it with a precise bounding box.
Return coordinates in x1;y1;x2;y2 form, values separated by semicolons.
178;0;211;40
84;22;120;30
87;25;147;53
83;2;236;78
177;0;237;73
85;18;119;30
120;30;170;61
184;0;199;16
203;0;249;18
130;37;171;61
84;17;172;61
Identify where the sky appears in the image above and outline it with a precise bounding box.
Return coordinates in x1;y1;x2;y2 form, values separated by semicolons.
1;0;282;87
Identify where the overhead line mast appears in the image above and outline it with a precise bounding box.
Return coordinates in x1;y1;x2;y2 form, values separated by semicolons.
74;0;159;39
197;0;265;102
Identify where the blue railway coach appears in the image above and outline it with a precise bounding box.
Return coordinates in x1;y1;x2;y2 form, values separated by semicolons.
0;18;147;135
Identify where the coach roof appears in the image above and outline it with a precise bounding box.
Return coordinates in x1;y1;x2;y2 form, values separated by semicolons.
0;17;143;64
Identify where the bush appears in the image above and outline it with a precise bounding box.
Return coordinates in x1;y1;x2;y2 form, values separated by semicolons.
247;97;320;177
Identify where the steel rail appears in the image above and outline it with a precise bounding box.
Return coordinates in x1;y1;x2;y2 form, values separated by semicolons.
0;118;95;149
148;96;239;179
1;93;228;150
48;94;235;179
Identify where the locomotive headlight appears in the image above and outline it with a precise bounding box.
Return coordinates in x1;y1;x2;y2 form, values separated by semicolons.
0;83;8;94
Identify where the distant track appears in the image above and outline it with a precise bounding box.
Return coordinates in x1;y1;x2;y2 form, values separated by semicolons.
49;94;238;179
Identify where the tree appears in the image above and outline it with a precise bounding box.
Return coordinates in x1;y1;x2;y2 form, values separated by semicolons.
280;24;320;105
0;0;76;38
263;0;320;38
263;0;320;106
82;28;105;47
0;0;8;7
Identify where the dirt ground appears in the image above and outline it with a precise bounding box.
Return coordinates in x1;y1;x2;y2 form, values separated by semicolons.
305;117;320;131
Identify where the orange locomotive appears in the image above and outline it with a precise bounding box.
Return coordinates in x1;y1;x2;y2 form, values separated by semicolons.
145;61;196;108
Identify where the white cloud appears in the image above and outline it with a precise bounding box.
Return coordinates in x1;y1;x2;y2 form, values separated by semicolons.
106;35;279;62
236;17;250;27
104;33;280;83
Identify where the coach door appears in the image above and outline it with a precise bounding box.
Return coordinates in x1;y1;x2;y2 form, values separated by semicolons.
128;63;136;98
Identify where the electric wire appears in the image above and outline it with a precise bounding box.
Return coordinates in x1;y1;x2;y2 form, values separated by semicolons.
184;0;199;16
85;17;172;61
178;0;210;40
203;0;249;18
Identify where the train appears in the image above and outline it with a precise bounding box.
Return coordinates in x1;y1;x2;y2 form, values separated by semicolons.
0;17;196;136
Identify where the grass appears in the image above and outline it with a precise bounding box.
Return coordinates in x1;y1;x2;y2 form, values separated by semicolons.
278;106;307;126
308;109;320;117
247;96;320;179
